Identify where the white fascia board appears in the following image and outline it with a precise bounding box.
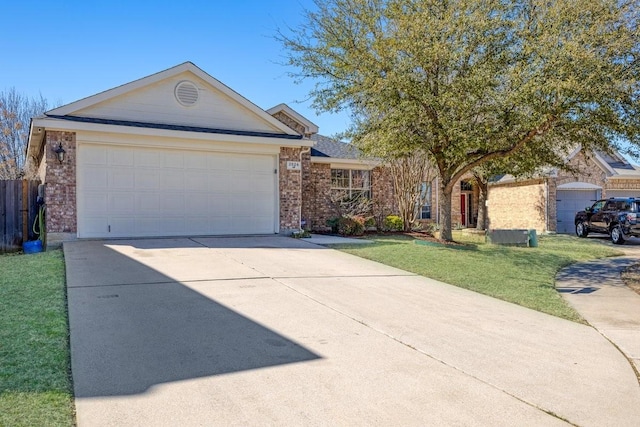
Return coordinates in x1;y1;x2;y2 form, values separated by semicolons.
311;155;379;169
32;117;312;148
47;62;299;137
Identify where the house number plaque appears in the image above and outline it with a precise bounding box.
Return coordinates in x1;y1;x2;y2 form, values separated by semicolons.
286;161;301;171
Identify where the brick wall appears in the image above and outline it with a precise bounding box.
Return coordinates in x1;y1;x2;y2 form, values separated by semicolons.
371;166;396;217
604;179;640;194
304;163;333;232
487;179;547;232
43;131;77;236
279;147;303;233
271;111;310;138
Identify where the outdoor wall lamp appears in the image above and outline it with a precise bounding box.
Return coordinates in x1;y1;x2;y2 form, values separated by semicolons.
54;142;66;163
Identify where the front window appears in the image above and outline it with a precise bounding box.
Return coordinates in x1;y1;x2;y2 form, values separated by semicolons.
331;169;371;199
419;182;432;219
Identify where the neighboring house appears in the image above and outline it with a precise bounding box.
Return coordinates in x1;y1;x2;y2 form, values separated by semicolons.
488;147;640;234
25;62;481;246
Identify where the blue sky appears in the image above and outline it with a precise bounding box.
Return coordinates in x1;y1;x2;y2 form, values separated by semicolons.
1;0;351;137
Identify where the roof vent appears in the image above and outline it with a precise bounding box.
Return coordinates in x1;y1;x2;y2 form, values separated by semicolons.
175;81;199;106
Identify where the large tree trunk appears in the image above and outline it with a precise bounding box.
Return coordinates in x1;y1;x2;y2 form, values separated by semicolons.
476;180;488;230
439;181;453;241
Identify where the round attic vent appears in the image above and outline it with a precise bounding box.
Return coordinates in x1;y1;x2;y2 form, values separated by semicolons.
175;81;199;106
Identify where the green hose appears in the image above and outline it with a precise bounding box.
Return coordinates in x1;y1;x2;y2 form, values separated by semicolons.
32;205;45;241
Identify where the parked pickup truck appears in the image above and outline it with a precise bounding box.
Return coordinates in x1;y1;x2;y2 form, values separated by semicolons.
575;198;640;244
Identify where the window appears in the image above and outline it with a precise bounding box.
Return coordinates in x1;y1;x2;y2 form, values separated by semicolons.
461;180;473;191
419;182;432;219
331;169;371;199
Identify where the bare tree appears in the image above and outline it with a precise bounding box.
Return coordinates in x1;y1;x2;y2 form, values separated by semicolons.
389;151;436;232
0;88;49;179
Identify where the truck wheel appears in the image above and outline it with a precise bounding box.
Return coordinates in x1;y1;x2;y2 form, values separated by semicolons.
576;222;589;238
611;225;626;245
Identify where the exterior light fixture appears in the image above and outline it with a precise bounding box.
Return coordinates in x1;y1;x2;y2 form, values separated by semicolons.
54;142;66;163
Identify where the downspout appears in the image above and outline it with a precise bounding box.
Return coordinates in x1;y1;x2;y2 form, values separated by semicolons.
300;145;311;230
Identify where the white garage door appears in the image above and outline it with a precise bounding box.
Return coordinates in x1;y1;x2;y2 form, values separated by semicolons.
78;144;277;238
606;190;640;198
556;189;599;234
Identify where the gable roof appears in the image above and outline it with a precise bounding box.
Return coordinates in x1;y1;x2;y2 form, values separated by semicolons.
45;62;299;137
27;62;312;164
267;103;319;136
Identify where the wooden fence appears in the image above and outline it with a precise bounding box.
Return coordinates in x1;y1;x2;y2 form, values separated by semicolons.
0;180;41;253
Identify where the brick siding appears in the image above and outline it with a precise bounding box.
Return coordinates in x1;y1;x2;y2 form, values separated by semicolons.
487;179;546;232
43;131;77;235
371;166;397;218
304;163;333;232
279;147;303;232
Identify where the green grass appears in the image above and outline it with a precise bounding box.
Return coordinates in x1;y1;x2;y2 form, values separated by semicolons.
0;249;75;427
334;232;622;322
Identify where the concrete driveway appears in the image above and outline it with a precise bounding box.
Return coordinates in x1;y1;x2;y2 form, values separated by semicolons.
64;236;640;426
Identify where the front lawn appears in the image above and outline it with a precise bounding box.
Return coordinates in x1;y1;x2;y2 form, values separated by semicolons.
0;249;75;427
335;233;621;322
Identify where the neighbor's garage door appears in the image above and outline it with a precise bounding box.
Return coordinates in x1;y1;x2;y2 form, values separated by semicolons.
556;189;599;234
606;190;640;198
78;144;277;238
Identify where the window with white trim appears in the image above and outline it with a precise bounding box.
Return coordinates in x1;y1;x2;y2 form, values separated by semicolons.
331;169;371;199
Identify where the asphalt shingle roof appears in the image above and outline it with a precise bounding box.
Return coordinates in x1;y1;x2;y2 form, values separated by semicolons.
310;134;361;159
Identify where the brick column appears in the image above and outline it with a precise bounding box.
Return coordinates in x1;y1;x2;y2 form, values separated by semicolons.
44;131;77;245
279;147;303;234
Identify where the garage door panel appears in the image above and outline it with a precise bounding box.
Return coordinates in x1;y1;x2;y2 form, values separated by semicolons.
110;217;135;235
109;193;135;215
83;217;108;236
185;171;209;187
160;194;186;214
135;218;160;234
209;174;230;191
208;155;229;171
83;194;108;214
161;151;185;169
109;148;134;166
83;146;108;165
135;170;160;190
83;167;108;190
158;217;185;233
79;144;277;238
136;194;160;212
557;189;599;234
183;152;208;170
185;217;210;234
135;151;161;168
109;168;135;189
160;170;184;190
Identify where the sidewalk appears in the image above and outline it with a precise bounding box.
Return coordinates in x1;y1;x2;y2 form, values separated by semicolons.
556;250;640;374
